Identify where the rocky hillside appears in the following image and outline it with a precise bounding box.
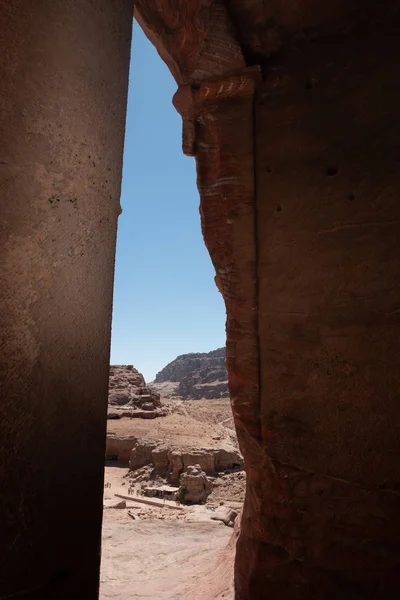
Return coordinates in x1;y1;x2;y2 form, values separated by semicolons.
108;365;164;419
153;347;228;400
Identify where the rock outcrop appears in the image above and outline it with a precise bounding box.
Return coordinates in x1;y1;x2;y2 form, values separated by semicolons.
153;347;228;400
108;365;164;419
177;464;212;504
211;506;238;527
124;437;244;483
105;434;138;463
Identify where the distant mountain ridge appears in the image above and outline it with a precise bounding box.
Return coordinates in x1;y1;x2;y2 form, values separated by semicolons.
153;347;229;400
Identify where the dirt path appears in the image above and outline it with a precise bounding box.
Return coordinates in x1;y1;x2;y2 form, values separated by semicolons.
101;466;236;598
100;513;232;599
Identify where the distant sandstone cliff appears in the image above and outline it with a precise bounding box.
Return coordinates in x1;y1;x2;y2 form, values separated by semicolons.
152;347;229;400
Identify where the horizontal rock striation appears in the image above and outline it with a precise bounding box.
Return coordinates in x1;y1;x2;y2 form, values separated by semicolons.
105;431;243;482
129;438;243;484
153;347;228;400
108;365;164;419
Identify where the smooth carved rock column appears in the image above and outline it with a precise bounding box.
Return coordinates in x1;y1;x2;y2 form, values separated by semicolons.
0;1;133;598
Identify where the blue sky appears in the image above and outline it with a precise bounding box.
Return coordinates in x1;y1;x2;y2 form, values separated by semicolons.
110;22;226;382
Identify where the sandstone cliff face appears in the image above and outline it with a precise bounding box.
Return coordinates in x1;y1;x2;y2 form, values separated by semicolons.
153;347;228;400
108;365;163;419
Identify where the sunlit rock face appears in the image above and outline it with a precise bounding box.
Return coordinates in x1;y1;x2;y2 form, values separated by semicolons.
108;365;164;419
154;348;229;400
177;464;212;504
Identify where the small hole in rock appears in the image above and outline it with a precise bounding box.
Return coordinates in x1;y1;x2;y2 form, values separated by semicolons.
347;193;356;201
325;167;339;177
304;79;314;90
276;205;282;212
265;166;272;174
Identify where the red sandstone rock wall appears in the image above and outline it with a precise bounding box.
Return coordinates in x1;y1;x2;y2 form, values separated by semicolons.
136;2;400;598
238;14;400;598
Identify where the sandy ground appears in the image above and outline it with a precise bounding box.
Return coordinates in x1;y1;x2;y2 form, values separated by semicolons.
107;398;236;449
101;467;234;600
100;514;232;600
172;398;236;431
101;399;239;599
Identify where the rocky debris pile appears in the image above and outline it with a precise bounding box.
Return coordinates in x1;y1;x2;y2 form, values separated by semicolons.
185;504;239;528
108;365;165;419
152;347;228;400
177;464;212;504
148;380;180;399
128;465;154;484
208;471;246;503
211;505;238;527
127;437;244;484
104;499;127;510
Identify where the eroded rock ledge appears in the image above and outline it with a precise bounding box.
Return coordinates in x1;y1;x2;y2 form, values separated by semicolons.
106;431;243;483
108;365;165;419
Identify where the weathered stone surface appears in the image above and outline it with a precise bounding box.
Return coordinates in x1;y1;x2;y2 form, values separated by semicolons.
105;435;139;464
107;408;161;420
106;430;243;476
108;365;162;415
125;437;244;482
137;2;400;598
177;464;212;504
128;438;157;470
155;348;225;383
3;1;400;598
0;2;133;598
211;506;238;527
153;347;229;399
105;500;126;510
